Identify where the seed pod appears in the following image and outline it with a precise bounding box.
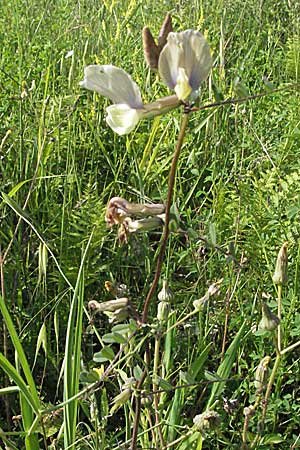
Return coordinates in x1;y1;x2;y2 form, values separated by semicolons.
272;242;288;285
143;13;173;69
157;301;171;322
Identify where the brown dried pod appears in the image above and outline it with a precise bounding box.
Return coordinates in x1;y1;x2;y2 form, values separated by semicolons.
142;27;159;69
157;12;173;52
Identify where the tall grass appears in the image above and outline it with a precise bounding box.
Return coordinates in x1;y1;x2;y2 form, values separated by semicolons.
1;0;300;449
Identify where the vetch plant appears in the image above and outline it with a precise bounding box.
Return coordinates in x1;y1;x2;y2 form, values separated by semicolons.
3;5;300;450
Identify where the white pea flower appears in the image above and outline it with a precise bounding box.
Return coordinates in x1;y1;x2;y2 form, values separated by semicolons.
79;30;212;134
158;30;212;101
79;65;180;135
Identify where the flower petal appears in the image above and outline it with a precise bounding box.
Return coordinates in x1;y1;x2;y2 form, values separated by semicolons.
106;104;144;135
174;68;192;100
79;65;143;108
158;30;212;93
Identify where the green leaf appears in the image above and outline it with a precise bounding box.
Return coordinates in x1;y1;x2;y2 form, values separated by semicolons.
178;432;200;450
262;434;284;444
0;353;38;414
93;346;115;362
191;343;212;378
33;322;47;367
0;295;40;411
102;332;127;344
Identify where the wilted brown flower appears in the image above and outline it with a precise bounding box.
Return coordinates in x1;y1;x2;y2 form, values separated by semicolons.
105;197;165;227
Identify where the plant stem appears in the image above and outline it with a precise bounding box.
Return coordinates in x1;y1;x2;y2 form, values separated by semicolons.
277;285;282;352
191;82;300;113
130;110;190;450
153;334;165;448
251;285;283;448
142;111;190;323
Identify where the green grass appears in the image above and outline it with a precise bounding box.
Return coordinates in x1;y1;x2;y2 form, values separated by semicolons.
1;0;300;449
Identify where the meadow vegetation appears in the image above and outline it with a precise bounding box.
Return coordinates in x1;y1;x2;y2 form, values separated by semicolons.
1;0;300;449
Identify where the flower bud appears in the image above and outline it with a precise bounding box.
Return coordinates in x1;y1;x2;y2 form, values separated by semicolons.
110;377;135;414
157;13;173;51
108;306;130;324
88;298;129;313
142;13;173;69
125;216;165;233
193;279;223;311
254;356;271;393
110;388;132;414
157;301;171;322
143;27;159;69
272;242;288;285
193;410;221;436
258;302;280;331
158;280;173;302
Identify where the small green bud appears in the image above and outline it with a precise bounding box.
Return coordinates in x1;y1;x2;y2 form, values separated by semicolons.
141;391;153;407
272;242;288;285
193;410;221;436
258;302;280;332
254;356;271;393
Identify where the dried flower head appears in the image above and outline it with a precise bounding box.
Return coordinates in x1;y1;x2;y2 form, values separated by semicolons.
105;197;165;226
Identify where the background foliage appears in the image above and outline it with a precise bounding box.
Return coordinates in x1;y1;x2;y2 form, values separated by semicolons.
1;0;300;448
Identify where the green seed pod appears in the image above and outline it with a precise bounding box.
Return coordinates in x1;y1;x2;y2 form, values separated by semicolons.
258;302;280;331
141;391;153;407
272;242;288;285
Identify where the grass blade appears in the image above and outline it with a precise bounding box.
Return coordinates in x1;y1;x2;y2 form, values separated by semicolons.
206;321;247;409
63;231;94;449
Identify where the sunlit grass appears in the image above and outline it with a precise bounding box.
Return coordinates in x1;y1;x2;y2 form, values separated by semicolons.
1;0;300;449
